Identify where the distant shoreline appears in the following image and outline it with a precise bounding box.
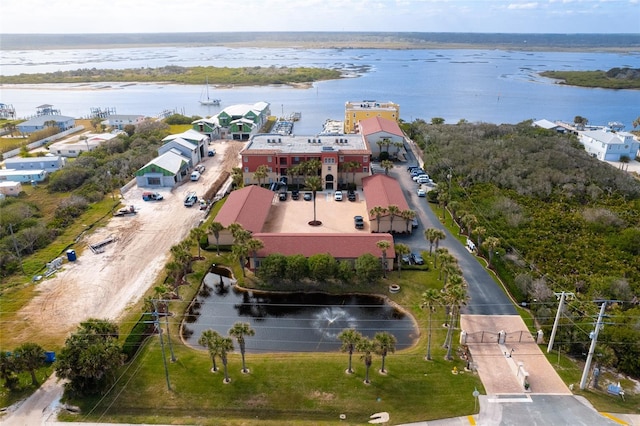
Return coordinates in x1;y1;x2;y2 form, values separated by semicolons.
2;32;639;53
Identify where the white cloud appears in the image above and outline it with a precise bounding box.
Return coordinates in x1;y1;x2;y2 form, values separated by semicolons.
507;2;540;9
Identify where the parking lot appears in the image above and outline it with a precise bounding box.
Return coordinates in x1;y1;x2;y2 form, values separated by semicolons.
261;190;372;234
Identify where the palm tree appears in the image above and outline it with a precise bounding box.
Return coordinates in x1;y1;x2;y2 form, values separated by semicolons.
231;167;244;188
482;236;501;268
376;240;391;278
421;288;441;360
369;206;387;233
424;228;437;255
348;161;361;186
229;322;255;373
381;159;394;175
190;227;207;259
14;343;45;385
245;238;264;271
461;213;477;237
474;226;486;251
373;332;397;374
443;283;468;360
394;243;410;277
198;329;222;372
253;164;269;187
305;175;323;225
232;243;249;277
337;328;363;374
434;247;449;269
433;229;446;254
218;336;234;383
387;205;401;233
438;252;457;281
228;223;250;244
208;221;224;255
401;209;416;233
356;338;375;384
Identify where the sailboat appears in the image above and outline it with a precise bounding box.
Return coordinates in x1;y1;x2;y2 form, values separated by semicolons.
199;77;220;106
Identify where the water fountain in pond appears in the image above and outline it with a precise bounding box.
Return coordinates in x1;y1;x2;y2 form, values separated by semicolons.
311;307;358;340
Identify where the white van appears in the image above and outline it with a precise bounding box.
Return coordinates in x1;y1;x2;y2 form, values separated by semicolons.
190;171;201;181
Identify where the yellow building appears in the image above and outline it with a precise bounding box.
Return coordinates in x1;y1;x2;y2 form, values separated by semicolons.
344;100;400;134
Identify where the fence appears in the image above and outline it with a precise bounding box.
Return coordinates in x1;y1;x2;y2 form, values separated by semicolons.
2;125;85;160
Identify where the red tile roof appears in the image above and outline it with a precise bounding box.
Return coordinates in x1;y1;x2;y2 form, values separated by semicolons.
359;116;404;137
215;185;274;233
253;233;395;259
362;174;409;219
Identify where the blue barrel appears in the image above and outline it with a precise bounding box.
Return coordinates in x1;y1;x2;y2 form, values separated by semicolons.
45;351;56;362
66;249;76;261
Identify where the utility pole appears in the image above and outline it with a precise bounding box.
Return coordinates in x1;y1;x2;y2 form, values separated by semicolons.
149;299;171;391
547;291;574;353
580;301;607;390
164;300;177;363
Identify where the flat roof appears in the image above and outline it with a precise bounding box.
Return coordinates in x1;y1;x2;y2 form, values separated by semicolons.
245;133;369;155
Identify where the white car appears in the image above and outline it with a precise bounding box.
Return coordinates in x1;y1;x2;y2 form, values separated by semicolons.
417;188;426;197
413;174;428;182
334;190;343;201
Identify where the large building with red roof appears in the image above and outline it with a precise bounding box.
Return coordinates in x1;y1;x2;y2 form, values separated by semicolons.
358;116;406;160
363;174;412;234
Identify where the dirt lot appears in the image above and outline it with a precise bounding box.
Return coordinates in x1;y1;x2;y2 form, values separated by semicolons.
14;140;246;343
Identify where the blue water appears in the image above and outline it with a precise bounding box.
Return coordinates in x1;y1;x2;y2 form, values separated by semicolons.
1;46;639;132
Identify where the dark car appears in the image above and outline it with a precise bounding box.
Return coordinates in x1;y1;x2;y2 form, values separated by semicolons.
291;190;300;200
279;191;288;201
411;252;424;265
347;190;356;201
304;192;312;201
354;215;364;229
401;253;412;265
207;149;216;157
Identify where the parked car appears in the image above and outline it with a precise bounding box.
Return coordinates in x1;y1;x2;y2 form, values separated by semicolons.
417;188;426;197
334;190;343;201
413;174;428;182
354;215;364;229
411;252;424;265
348;190;356;201
401;253;413;264
407;165;421;172
184;192;198;207
304;192;312;201
412;218;419;228
417;176;431;184
190;171;201;181
279;191;288;201
195;164;205;173
142;191;163;201
291;190;300;200
208;149;216;157
199;199;208;210
410;169;425;176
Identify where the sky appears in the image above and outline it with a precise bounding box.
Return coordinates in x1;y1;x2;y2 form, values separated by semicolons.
1;0;639;34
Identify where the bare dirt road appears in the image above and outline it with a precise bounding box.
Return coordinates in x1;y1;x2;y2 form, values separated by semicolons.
2;140;244;425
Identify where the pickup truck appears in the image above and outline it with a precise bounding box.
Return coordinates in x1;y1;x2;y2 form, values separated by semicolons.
142;191;163;201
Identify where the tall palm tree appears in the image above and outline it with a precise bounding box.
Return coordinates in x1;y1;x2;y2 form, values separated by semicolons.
253;164;269;187
369;206;387;233
229;322;255;373
232;244;249;277
483;236;501;268
231;167;244;188
394;243;410;277
337;328;363;374
376;240;391;278
381;159;394;175
401;209;416;233
387;205;401;233
218;336;234;383
461;213;477;237
305;175;323;224
421;288;441;360
14;343;45;385
348;161;361;186
438;252;457;281
190;227;207;259
474;226;486;251
433;229;446;253
443;283;468;360
434;247;449;270
198;329;222;372
246;238;264;271
424;228;437;255
357;338;375;384
208;221;224;255
373;332;397;374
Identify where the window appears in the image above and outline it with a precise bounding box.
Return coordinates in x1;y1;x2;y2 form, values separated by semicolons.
244;167;249;172
339;156;344;162
324;157;335;164
280;157;287;165
327;166;332;171
363;167;368;173
363;156;369;163
244;157;248;162
267;156;272;162
147;177;161;185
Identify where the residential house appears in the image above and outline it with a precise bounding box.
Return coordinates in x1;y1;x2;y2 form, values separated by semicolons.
344;100;400;134
532;119;566;133
48;133;117;158
579;128;640;161
16;115;75;134
3;155;66;173
214;102;271;140
135;149;191;187
192;116;221;140
0;169;47;183
363;174;412;233
161;129;209;165
0;181;23;196
241;133;371;190
102;114;145;130
358;116;406;159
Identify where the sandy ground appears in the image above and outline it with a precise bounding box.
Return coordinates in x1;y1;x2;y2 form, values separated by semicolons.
14;139;245;342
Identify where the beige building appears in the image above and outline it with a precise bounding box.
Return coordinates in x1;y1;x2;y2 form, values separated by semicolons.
344;100;400;134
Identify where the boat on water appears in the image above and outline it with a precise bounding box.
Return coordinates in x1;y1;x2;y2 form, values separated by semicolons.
199;77;220;106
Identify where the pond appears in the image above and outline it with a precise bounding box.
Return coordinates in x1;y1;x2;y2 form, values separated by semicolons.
182;270;418;353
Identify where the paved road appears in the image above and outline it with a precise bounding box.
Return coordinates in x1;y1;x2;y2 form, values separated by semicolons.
387;147;516;315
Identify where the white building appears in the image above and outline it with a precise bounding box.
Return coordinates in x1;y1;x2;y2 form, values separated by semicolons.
0;169;47;183
102;114;145;130
48;133;118;158
3;155;66;173
0;181;23;196
579;128;640;161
